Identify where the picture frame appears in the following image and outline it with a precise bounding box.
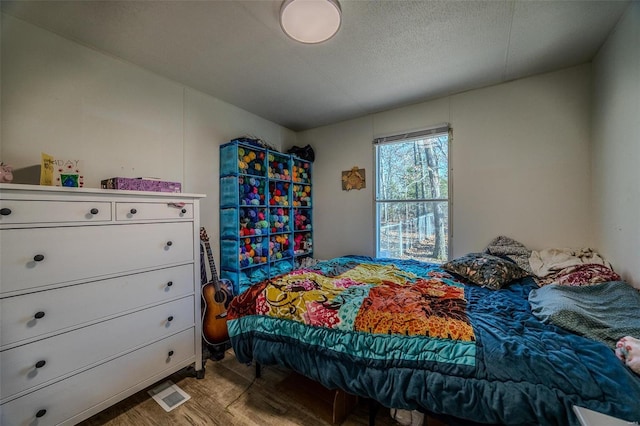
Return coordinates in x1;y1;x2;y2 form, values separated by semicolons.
342;167;365;191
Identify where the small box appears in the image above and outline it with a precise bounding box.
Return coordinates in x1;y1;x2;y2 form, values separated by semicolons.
220;208;239;239
221;239;242;272
101;177;181;193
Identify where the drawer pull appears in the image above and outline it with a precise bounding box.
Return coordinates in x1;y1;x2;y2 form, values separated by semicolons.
130;208;137;214
166;241;173;247
35;360;46;368
168;350;174;357
167;281;174;287
181;208;187;214
0;207;11;216
167;316;174;322
36;409;47;418
34;311;46;319
90;208;99;215
33;254;45;262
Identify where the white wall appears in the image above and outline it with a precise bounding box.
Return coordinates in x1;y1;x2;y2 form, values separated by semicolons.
297;65;593;260
292;115;379;259
0;13;296;265
592;2;640;288
450;66;592;255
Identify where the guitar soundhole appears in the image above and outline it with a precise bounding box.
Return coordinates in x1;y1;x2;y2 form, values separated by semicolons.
214;291;226;304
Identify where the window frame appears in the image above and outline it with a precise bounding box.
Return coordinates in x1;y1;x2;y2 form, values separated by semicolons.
373;126;452;262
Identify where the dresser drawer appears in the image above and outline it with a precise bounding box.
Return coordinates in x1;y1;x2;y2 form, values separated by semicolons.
0;328;195;426
1;296;194;401
0;200;112;224
1;222;194;294
116;202;193;221
1;264;194;348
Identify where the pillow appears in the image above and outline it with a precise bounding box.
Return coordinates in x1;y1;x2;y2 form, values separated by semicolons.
536;263;621;287
443;252;530;290
550;263;620;287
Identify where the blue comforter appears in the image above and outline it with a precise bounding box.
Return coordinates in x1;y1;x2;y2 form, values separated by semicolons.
227;256;640;425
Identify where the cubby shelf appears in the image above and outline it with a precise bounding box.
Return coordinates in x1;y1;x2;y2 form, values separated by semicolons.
219;138;313;295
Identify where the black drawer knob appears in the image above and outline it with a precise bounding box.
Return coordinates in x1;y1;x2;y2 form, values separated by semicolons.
0;208;11;216
168;350;174;357
167;316;174;322
35;360;46;368
33;254;45;262
34;311;45;319
90;208;99;215
181;208;187;214
36;409;47;418
130;208;137;214
166;241;173;247
167;281;173;287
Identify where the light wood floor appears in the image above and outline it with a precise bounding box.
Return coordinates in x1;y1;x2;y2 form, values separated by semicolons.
78;349;402;426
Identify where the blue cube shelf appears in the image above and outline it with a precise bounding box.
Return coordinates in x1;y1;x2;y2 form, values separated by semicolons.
220;139;313;295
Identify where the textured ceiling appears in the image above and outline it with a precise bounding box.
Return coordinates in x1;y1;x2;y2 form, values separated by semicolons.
1;0;630;131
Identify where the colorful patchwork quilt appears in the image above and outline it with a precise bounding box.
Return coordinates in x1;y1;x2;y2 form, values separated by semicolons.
227;256;640;425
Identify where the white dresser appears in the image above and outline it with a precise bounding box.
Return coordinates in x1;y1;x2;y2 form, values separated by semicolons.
0;183;205;425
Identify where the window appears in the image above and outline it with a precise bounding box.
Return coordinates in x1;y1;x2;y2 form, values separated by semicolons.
374;125;450;263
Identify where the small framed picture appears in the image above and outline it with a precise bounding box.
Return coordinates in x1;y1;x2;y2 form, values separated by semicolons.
342;167;365;191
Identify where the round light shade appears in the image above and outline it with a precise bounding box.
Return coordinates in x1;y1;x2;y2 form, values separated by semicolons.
280;0;342;44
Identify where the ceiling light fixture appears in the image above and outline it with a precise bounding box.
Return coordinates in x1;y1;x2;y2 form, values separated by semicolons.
280;0;342;44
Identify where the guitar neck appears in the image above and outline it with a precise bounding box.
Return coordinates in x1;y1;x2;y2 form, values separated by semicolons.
204;242;220;286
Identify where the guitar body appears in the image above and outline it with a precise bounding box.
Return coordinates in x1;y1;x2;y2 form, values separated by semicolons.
199;228;234;346
201;278;233;345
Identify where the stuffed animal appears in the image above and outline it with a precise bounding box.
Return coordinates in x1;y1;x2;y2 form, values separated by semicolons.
0;163;13;183
616;336;640;375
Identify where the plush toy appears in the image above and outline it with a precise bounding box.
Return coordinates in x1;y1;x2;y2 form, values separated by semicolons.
616;336;640;375
0;163;14;183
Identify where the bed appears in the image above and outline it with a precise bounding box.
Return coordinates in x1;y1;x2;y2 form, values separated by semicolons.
226;255;640;425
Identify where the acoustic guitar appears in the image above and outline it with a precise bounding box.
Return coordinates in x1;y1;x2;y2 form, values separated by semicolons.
200;227;233;345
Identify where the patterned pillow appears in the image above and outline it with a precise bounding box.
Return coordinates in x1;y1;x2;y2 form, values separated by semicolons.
443;252;530;290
